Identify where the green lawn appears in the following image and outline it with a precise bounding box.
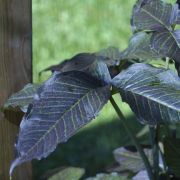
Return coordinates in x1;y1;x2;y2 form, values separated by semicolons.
33;0;137;82
32;0;149;179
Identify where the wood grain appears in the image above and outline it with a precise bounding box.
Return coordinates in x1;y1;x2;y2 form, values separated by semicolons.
0;0;32;179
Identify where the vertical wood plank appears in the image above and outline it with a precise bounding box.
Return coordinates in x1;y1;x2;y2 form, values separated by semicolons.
0;0;32;179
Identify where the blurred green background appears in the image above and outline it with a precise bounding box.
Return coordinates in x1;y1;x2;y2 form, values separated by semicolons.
32;0;175;179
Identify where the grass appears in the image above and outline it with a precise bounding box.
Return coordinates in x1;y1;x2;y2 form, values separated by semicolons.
33;0;137;83
32;0;152;179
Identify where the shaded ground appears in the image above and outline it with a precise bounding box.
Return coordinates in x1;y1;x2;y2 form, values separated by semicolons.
33;114;145;179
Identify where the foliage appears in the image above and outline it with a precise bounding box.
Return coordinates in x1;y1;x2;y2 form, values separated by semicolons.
3;0;180;179
113;147;152;173
47;167;85;180
164;137;180;177
86;172;129;180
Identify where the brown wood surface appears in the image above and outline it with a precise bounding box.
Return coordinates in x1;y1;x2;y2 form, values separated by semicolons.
0;0;32;179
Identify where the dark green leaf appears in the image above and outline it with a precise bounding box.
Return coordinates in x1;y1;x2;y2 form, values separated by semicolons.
48;167;85;180
151;30;180;63
120;32;161;61
132;170;149;180
175;62;180;76
86;60;112;84
86;173;129;180
112;63;180;125
96;46;120;66
4;84;40;112
113;147;152;173
131;0;179;32
39;48;117;76
39;53;96;75
164;137;180;177
39;53;111;84
10;71;110;176
176;11;180;23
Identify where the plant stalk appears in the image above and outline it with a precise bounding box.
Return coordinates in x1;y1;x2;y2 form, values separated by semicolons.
149;126;159;179
110;96;154;180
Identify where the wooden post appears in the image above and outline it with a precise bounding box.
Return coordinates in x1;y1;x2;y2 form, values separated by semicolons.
0;0;32;179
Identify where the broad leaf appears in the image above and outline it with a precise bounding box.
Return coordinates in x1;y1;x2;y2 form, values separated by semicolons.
176;11;180;23
48;167;85;180
131;0;179;32
164;137;180;177
10;71;110;176
120;32;161;61
113;147;152;173
4;84;40;112
151;30;180;63
112;63;180;125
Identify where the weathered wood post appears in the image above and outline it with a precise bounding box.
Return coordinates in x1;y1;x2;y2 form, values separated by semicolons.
0;0;32;179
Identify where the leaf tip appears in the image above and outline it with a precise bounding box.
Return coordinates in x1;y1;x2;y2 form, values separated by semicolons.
9;158;21;178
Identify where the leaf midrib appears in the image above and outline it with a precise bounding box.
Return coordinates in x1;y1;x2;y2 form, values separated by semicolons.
141;8;179;48
21;86;101;159
125;87;180;113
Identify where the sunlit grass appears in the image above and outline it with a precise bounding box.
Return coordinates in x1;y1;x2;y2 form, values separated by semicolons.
33;0;136;82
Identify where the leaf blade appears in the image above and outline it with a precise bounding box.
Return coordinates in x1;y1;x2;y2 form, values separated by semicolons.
4;83;40;112
112;63;180;125
132;0;178;32
10;71;110;175
151;30;180;63
120;32;162;61
164;137;180;177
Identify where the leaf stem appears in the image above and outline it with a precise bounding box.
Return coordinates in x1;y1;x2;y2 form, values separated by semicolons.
110;96;154;180
165;57;169;69
149;126;159;179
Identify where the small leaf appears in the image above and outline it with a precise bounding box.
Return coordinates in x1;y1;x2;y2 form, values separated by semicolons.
39;49;117;77
120;32;161;61
113;147;152;173
132;170;149;180
39;53;96;75
86;60;112;84
176;11;180;23
4;84;40;112
86;173;129;180
175;62;180;76
177;0;180;9
10;71;110;176
48;167;85;180
39;53;112;84
131;0;179;32
112;63;180;125
96;46;121;66
176;0;180;23
151;30;180;63
164;137;180;177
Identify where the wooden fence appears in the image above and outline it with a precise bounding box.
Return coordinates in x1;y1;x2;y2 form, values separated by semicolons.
0;0;32;179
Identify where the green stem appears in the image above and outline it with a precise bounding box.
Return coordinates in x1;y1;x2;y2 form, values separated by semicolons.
149;126;159;179
110;97;154;180
165;57;169;69
159;146;167;171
